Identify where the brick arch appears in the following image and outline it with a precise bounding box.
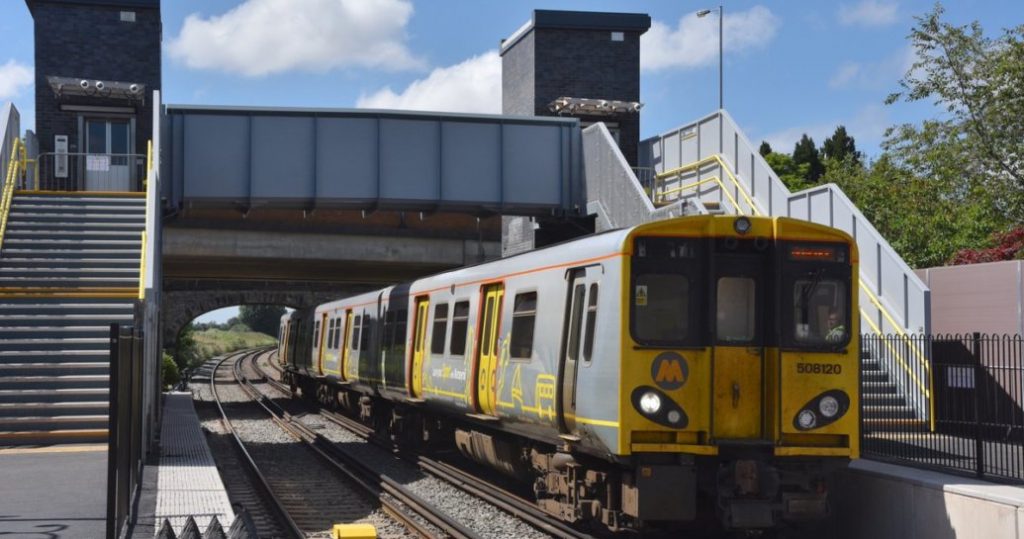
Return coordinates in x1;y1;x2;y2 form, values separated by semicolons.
162;287;369;346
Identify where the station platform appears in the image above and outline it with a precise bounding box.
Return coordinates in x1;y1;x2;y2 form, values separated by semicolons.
132;392;234;537
0;444;108;538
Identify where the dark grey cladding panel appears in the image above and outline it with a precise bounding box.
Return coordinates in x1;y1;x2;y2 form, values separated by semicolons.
380;118;440;202
315;117;378;200
441;122;501;203
165;106;579;213
503;124;563;205
182;114;248;199
251;115;315;199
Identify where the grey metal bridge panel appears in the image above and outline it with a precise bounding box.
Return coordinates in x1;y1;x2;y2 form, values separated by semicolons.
162;105;580;214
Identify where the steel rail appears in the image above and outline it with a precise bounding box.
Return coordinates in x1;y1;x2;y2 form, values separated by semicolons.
238;351;477;539
211;350;305;539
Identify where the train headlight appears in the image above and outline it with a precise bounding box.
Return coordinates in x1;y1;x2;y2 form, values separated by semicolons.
819;396;840;418
734;216;752;235
639;391;662;415
797;410;817;429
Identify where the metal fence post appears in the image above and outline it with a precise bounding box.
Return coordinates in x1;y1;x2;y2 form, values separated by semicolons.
105;324;120;539
972;331;984;478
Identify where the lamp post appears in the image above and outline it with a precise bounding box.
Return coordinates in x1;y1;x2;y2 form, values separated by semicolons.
697;6;723;111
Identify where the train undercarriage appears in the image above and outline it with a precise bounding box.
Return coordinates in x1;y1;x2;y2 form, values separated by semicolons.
284;370;840;535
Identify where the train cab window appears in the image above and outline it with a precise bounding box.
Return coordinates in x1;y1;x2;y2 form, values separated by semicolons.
583;284;598;362
510;292;537;359
431;304;449;355
350;315;362;351
633;274;690;343
792;279;848;345
716;277;756;342
450;301;470;356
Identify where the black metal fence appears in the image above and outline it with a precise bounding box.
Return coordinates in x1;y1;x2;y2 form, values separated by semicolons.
861;333;1024;483
107;322;146;539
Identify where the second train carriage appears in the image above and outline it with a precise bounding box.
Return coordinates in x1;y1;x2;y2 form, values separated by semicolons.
278;215;859;531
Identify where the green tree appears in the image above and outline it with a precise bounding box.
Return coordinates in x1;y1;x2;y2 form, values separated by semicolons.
821;125;860;165
792;134;824;184
239;304;287;337
162;352;181;390
885;3;1024;219
764;152;812;192
174;322;199;370
758;141;773;157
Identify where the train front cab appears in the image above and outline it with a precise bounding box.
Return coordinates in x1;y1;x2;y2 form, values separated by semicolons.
619;216;859;531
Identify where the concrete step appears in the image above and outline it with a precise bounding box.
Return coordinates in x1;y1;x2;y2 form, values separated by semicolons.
861;405;917;420
0;415;109;432
861;358;881;371
0;301;134;315
0;375;108;390
5;221;144;233
0;326;112;339
861;393;907;406
8;212;145;222
862;381;898;395
0;400;108;418
0;267;139;277
0;276;139;287
5;229;143;240
0;261;138;273
0;350;109;361
2;238;141;250
0;388;108;403
0;338;110;352
12;195;144;206
0;313;132;326
0;428;108;444
11;200;145;210
0;362;109;376
0;249;141;260
862;370;889;383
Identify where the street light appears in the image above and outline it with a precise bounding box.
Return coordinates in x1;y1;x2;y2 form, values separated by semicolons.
697;6;723;111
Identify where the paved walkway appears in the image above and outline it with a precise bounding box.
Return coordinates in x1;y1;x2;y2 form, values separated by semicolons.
0;444;108;538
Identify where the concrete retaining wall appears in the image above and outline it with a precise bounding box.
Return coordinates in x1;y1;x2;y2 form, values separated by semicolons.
834;459;1024;538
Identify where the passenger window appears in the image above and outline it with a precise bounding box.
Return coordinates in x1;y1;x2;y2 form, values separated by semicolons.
793;279;848;345
360;314;371;352
334;318;342;349
510;292;537;359
583;284;598;362
480;297;494;356
351;315;362;351
567;284;586;361
431;304;448;355
716;277;756;342
326;319;334;349
313;320;321;346
450;301;470;356
633;274;690;343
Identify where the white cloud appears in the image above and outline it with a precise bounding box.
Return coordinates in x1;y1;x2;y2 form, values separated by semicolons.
0;60;33;101
356;51;501;114
167;0;424;77
758;104;891;156
828;46;916;90
838;1;899;27
642;6;781;71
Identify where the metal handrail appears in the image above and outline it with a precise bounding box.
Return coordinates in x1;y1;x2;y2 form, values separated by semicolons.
653;154;762;215
0;139;27;253
33;151;146;192
138;141;153;300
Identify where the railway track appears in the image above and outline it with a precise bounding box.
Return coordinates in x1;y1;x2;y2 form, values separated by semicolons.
251;351;597;539
216;348;482;539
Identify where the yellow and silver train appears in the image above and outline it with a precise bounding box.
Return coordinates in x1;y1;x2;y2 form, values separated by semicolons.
278;215;859;532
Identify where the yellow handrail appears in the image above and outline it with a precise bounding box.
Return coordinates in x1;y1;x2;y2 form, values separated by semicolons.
654;154;762;215
138;230;146;300
138;140;153;300
0;139;26;253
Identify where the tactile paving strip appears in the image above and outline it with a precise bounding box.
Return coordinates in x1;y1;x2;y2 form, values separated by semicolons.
154;392;234;535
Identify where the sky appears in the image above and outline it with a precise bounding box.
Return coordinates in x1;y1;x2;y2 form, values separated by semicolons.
1;0;1020;322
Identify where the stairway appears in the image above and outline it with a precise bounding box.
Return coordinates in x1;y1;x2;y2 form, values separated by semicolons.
860;349;917;428
0;193;144;445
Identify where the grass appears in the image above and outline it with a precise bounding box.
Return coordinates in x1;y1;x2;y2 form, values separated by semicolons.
192;328;277;362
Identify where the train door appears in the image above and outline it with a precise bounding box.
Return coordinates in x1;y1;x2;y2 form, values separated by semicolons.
316;312;328;375
558;268;599;433
712;253;767;440
410;297;429;398
280;320;291;365
474;283;504;415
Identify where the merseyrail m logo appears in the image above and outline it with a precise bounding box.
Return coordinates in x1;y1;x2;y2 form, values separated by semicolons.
651;352;688;390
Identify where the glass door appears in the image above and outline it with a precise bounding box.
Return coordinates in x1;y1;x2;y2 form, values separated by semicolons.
84;119;131;191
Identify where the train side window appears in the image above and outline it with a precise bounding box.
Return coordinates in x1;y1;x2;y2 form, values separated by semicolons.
351;315;362;351
567;284;586;361
480;296;495;356
510;292;537;360
431;303;449;355
716;277;756;342
450;301;470;356
392;309;407;351
313;320;321;347
325;319;334;349
583;284;599;363
333;318;342;349
633;273;690;343
360;312;372;352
